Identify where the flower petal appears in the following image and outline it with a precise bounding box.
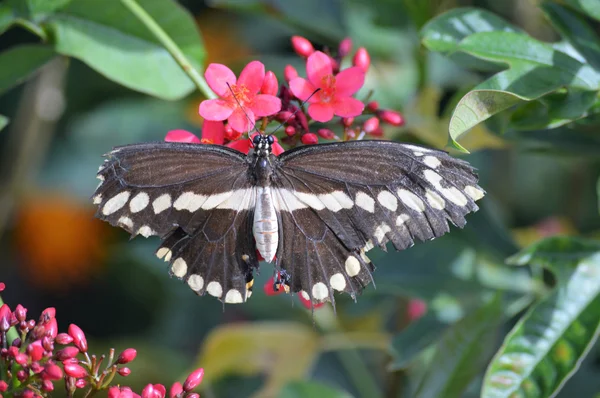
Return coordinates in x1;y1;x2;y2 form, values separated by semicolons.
251;94;282;117
164;130;201;144
272;142;285;156
205;64;237;97
226;138;252;154
335;66;365;97
201;120;225;145
238;61;265;95
332;96;365;118
199;99;234;121
308;102;335;122
289;77;316;101
228;108;256;133
306;51;333;87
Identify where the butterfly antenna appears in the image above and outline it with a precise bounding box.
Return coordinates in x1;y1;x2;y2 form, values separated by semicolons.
226;82;261;136
270;88;321;135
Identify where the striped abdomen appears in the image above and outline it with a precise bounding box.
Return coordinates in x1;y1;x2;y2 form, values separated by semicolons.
253;187;278;262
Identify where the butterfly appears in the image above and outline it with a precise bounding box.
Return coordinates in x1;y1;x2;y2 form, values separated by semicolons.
93;134;484;305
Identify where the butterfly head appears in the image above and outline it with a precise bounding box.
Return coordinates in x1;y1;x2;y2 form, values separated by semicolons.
252;134;274;158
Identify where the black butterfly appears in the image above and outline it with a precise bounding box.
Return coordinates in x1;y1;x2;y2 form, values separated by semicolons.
93;135;484;305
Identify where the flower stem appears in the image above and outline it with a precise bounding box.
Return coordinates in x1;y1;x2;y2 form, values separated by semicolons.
119;0;215;99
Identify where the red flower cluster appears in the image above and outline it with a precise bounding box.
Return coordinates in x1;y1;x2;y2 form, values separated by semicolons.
0;284;204;397
171;35;404;154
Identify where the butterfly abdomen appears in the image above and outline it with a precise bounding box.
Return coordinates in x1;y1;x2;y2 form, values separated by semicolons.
253;186;278;262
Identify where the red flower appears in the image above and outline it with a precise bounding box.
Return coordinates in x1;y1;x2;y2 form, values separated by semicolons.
226;133;284;156
199;61;282;133
290;51;365;122
164;129;201;144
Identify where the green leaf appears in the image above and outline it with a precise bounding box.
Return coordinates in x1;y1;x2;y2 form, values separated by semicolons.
564;0;600;21
448;31;600;150
420;7;522;72
0;45;55;95
0;115;8;131
44;0;205;100
388;314;448;370
26;0;73;14
279;381;353;398
0;0;47;37
541;3;600;69
597;177;600;215
483;237;600;398
413;295;503;398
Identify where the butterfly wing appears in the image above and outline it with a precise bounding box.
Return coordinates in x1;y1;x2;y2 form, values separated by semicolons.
272;140;484;303
94;142;258;302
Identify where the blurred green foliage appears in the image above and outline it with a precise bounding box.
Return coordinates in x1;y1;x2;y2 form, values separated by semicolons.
0;0;599;397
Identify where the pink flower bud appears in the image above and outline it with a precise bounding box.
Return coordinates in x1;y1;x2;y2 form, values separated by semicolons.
75;379;87;389
0;381;7;392
142;384;165;398
276;111;295;123
378;110;404;126
261;71;278;96
407;299;427;321
55;346;79;361
42;379;54;392
341;117;354;127
118;367;131;377
27;340;44;362
0;283;5;292
68;324;88;353
14;305;27;322
55;333;73;345
169;382;183;398
22;389;33;398
165;130;201;144
362;117;379;134
284;65;298;82
7;346;18;357
317;128;335;140
284;126;296;137
352;47;370;72
41;307;56;321
16;370;28;381
31;362;44;374
291;36;314;57
15;353;28;365
0;304;11;332
367;101;379;111
64;363;88;378
45;318;58;338
187;394;200;398
108;387;121;398
301;133;318;145
183;368;204;392
117;348;137;364
11;338;21;348
43;362;63;380
338;37;353;58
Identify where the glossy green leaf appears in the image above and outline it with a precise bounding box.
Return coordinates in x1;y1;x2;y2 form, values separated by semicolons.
564;0;600;21
44;0;205;100
0;0;47;37
448;31;600;151
0;115;8;132
279;381;353;398
483;237;600;398
0;45;55;95
26;0;72;14
388;314;448;370
541;2;600;69
420;7;522;72
413;295;503;398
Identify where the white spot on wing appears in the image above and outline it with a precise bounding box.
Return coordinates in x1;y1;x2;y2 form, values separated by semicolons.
423;170;468;206
202;191;234;209
137;225;155;237
318;192;343;212
225;289;244;303
130;192;150;213
425;189;445;210
312;282;329;300
188;274;204;291
93;194;102;205
377;191;398;211
300;291;310;301
102;191;130;215
207;281;223;298
330;273;346;291
465;185;485;201
171;258;187;278
118;216;133;229
396;214;410;226
153;194;172;214
295;191;325;210
364;239;375;251
423;156;441;169
273;188;307;211
217;188;254;210
330;191;354;209
355;191;375;212
345;256;361;277
156;247;172;262
397;189;425;212
403;144;432;153
374;223;391;243
360;250;371;264
174;192;206;212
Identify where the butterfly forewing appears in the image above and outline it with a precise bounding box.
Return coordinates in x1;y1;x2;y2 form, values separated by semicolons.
94;142;259;302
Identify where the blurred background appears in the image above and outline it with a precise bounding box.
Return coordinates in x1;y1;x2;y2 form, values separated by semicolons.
0;0;599;397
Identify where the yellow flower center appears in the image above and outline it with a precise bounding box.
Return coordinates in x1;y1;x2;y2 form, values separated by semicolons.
319;75;336;102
